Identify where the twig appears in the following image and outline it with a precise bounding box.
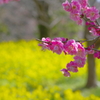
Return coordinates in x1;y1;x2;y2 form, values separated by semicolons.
35;37;100;43
89;36;100;46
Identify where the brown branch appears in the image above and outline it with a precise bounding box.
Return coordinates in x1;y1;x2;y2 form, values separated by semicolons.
35;36;100;43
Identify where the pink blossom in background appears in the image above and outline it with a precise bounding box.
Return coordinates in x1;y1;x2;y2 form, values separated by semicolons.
85;7;100;21
74;56;86;67
66;61;78;72
0;0;19;4
64;39;78;55
61;69;70;77
62;0;71;12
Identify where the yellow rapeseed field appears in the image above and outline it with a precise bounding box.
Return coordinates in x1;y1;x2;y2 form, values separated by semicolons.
0;40;100;100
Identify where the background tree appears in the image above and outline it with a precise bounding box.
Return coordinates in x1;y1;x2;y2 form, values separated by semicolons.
33;0;83;39
84;0;100;88
33;0;50;39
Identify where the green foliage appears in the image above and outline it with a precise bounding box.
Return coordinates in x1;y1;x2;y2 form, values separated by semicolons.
0;23;9;34
0;40;100;100
50;10;83;39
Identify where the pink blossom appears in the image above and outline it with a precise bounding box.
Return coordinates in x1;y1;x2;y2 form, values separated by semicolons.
61;69;70;77
39;37;65;54
39;37;51;50
42;37;51;42
74;56;86;67
70;13;83;25
86;21;96;26
70;0;81;14
66;61;78;72
62;0;71;12
0;0;19;4
88;26;100;36
85;49;94;54
89;27;98;36
85;7;100;21
64;39;78;55
53;37;68;43
94;51;100;59
62;0;83;25
50;40;64;54
95;28;100;36
85;45;95;54
87;23;100;36
78;0;88;8
76;42;85;57
88;50;94;54
76;18;83;25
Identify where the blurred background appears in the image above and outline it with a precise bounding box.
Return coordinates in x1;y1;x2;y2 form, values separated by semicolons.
0;0;100;100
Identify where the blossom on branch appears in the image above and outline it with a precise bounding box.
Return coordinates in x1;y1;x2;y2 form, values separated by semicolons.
74;56;86;67
76;42;85;57
66;61;78;72
61;69;70;77
39;0;100;77
94;51;100;59
78;0;88;8
64;39;78;55
70;13;83;25
85;7;100;21
70;0;81;14
50;40;64;54
62;0;71;12
39;37;87;76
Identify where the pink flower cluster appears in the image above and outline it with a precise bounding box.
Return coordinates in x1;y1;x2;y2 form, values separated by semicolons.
62;0;100;26
39;36;100;77
86;21;100;36
0;0;19;4
39;0;100;77
94;51;100;59
85;44;95;54
39;37;87;77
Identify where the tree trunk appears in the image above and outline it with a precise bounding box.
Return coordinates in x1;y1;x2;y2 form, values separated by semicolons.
38;24;49;39
84;0;99;88
84;25;97;88
33;0;50;39
85;49;97;88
